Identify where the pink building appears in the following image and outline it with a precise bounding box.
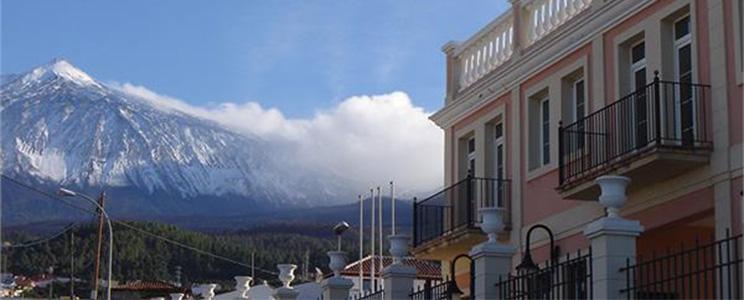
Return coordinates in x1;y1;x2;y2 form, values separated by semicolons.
413;0;742;298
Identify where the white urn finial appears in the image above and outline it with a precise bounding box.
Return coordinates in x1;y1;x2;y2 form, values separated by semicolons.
234;276;252;298
479;207;505;243
327;251;347;277
595;175;631;218
169;293;184;300
199;284;217;300
277;264;297;288
388;235;410;265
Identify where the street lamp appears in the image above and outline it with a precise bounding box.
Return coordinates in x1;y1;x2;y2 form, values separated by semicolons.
58;188;113;300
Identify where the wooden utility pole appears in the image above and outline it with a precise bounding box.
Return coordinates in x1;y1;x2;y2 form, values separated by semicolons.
91;192;105;300
70;229;75;298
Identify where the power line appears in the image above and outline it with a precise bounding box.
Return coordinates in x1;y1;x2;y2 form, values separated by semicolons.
2;222;78;248
1;174;278;278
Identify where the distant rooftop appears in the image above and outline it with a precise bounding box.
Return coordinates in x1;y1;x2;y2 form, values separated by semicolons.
341;255;441;280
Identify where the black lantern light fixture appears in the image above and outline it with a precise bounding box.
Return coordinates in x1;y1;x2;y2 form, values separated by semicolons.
516;224;560;274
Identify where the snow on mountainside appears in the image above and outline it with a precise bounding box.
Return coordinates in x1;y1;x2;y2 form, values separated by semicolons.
1;59;354;224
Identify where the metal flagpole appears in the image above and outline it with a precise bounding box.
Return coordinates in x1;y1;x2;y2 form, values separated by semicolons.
370;188;376;292
358;194;363;293
390;181;396;235
377;186;383;289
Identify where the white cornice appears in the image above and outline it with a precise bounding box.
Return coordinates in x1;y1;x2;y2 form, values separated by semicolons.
430;0;655;129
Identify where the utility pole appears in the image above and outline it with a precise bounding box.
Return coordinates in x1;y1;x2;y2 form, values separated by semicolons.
251;252;255;280
91;192;105;300
70;229;75;299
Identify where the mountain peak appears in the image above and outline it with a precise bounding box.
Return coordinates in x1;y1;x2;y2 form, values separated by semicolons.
21;58;99;87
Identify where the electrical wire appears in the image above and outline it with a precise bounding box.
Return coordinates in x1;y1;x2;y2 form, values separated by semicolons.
2;222;78;248
1;174;278;278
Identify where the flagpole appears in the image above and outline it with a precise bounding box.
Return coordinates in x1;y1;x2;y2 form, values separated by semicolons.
390;181;396;235
358;194;363;294
370;188;376;292
377;186;383;290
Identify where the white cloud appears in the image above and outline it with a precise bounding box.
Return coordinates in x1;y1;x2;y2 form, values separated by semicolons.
109;82;443;194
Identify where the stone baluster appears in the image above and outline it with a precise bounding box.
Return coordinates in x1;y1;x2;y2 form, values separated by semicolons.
199;284;217;300
273;264;299;300
321;251;354;300
583;175;644;299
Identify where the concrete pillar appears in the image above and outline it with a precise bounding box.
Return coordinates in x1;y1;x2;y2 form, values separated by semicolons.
322;251;354;300
468;207;516;300
584;176;643;299
322;277;354;300
382;235;416;300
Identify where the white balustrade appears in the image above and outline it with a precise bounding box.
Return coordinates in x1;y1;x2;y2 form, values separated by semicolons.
451;0;592;92
457;13;514;90
527;0;592;45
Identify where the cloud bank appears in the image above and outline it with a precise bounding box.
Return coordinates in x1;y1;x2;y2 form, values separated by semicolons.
110;82;443;194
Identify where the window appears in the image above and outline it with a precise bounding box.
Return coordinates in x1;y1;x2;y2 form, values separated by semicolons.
623;41;648;152
573;79;586;149
493;122;505;207
467;137;476;176
541;98;550;165
673;15;694;145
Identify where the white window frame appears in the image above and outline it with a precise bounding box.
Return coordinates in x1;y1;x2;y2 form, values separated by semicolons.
540;98;550;166
672;14;695;143
572;78;586;123
467;137;476;176
628;40;647;149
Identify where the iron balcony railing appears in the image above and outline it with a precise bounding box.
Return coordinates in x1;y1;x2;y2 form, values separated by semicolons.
558;73;712;187
413;176;511;248
619;230;742;299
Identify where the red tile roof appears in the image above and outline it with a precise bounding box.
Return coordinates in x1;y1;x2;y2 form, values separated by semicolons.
112;280;184;292
341;255;441;280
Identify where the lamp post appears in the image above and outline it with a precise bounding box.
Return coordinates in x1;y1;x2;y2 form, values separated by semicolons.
58;188;114;300
516;224;559;274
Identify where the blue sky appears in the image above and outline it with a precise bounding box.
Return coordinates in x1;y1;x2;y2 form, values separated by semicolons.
2;0;508;117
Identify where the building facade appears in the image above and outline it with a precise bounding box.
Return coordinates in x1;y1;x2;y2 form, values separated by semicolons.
415;0;742;297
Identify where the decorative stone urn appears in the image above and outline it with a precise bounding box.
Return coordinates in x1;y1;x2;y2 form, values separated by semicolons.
327;251;347;277
277;264;297;288
595;175;630;218
200;284;217;300
169;293;184;300
479;207;505;243
388;234;410;264
234;276;252;299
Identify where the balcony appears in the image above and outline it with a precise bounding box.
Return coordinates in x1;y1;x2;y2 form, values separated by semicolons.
558;76;712;200
412;177;511;253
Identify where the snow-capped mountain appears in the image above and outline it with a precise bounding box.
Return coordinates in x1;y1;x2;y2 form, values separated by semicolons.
1;59;354;224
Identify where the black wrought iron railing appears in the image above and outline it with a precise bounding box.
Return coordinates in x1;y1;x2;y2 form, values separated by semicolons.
558;73;711;186
619;230;742;299
413;176;511;247
351;289;384;300
494;248;593;300
410;279;460;300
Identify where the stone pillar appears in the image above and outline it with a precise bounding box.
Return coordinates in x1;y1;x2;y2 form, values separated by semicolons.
469;207;516;300
442;41;460;105
583;175;643;299
273;264;299;300
382;235;416;300
234;276;252;299
322;251;354;300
